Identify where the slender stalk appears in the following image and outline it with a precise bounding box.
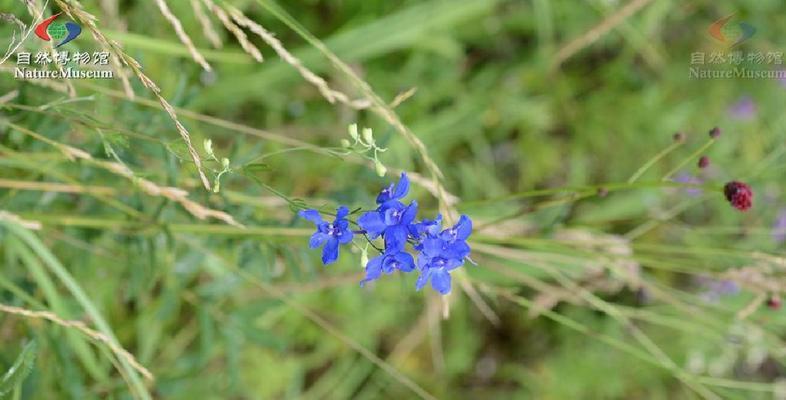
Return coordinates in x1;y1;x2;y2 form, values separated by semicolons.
627;140;684;183
662;139;716;181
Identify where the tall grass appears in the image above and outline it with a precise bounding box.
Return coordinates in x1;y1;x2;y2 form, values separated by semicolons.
2;0;786;399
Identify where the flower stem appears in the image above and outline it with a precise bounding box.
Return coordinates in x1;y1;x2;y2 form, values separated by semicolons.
661;139;715;181
627;140;684;183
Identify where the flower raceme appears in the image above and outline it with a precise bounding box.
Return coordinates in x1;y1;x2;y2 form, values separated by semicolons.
298;172;473;295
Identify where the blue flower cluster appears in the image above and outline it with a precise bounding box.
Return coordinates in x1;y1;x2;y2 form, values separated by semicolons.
298;172;472;295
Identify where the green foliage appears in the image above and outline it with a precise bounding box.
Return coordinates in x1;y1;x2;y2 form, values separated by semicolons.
0;340;37;398
2;0;786;398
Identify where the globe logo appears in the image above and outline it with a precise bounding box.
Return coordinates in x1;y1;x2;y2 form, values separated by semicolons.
48;22;68;41
34;13;82;48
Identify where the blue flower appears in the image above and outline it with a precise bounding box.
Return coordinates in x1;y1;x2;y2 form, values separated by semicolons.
410;214;443;238
298;206;354;265
376;172;410;204
359;173;419;252
415;236;465;294
360;250;416;287
414;215;473;295
358;201;418;252
439;215;472;259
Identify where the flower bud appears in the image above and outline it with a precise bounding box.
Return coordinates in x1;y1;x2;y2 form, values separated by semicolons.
362;127;374;144
709;127;721;139
698;156;709;169
374;159;387;177
203;139;215;157
360;246;369;269
348;124;359;141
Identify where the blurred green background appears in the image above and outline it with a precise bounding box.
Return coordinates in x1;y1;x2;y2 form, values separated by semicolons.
2;0;786;398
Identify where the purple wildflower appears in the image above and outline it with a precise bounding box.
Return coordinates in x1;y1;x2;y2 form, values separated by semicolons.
674;172;703;197
773;208;786;244
728;96;757;120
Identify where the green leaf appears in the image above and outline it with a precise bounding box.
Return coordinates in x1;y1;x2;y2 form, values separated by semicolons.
0;340;37;398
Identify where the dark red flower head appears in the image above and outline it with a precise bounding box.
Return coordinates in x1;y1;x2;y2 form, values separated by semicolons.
698;156;710;169
709;127;721;139
723;181;753;211
767;295;781;310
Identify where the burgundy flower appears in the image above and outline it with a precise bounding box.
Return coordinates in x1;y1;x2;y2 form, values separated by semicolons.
767;295;782;310
723;181;753;211
698;156;709;169
709;127;721;139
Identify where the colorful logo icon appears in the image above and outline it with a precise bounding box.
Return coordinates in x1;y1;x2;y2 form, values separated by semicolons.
34;13;81;48
708;14;756;47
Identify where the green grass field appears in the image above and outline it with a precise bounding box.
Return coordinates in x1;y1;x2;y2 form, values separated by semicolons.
2;0;786;398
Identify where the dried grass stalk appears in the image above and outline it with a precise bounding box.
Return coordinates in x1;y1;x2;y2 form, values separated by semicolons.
54;0;213;191
226;6;370;109
0;210;41;230
0;303;154;381
202;0;263;62
154;0;212;71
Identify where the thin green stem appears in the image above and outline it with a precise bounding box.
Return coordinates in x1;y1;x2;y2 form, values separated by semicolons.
662;139;716;181
627;140;684;183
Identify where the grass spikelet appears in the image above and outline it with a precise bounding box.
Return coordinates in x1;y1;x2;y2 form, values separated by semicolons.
226;5;370;109
0;303;154;382
190;0;222;48
54;0;213;191
153;0;212;71
202;0;263;62
7;123;242;228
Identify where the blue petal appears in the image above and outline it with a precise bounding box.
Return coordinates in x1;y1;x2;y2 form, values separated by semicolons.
358;211;386;238
360;254;384;286
309;232;327;248
421;237;445;257
381;254;396;274
416;254;430;270
336;206;350;220
415;268;432;291
337;228;354;244
454;215;472;240
383;207;399;226
445;257;464;271
335;219;350;231
376;183;395;204
384;225;408;252
392;172;410;200
393;251;415;272
401;201;418;225
424;214;443;236
447;240;471;259
430;269;452;294
321;237;339;264
298;209;323;225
